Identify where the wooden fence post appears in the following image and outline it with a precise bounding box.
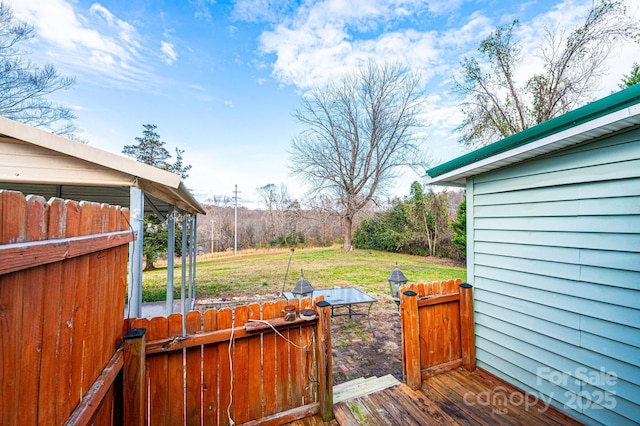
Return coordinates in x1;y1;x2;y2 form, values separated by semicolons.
315;301;334;422
123;328;146;426
459;283;476;371
401;290;421;390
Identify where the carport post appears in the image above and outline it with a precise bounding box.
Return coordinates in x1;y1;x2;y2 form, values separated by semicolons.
128;186;144;318
166;205;175;314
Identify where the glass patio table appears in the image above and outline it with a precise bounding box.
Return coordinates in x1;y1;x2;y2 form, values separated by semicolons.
283;287;377;333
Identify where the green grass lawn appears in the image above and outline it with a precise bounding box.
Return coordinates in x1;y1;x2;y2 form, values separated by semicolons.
141;246;467;302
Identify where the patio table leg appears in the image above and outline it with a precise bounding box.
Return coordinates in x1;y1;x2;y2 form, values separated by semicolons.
366;302;375;339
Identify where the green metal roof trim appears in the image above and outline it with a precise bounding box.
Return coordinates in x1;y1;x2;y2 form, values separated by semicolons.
427;84;640;178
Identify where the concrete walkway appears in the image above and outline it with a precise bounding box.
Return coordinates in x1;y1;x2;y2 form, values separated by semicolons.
124;300;193;319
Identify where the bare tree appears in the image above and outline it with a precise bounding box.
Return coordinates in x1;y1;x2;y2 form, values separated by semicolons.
454;0;640;149
257;183;297;245
0;3;77;136
289;61;427;250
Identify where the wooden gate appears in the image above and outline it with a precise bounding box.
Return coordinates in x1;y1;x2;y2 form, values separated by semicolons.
0;190;134;425
400;279;475;390
126;298;334;425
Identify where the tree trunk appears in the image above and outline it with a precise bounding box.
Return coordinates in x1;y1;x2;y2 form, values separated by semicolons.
343;216;353;251
144;255;156;271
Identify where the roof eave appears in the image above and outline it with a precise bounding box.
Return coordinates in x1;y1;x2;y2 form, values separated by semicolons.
0;116;182;188
0;116;205;215
426;85;640;186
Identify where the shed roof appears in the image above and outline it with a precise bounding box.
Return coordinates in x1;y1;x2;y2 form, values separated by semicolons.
425;85;640;186
0;116;205;215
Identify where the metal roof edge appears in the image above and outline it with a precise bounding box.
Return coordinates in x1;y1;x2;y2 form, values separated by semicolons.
178;181;206;215
0;116;204;215
0;116;182;188
426;85;640;179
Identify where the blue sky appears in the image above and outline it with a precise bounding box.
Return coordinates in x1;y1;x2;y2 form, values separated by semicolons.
8;0;640;207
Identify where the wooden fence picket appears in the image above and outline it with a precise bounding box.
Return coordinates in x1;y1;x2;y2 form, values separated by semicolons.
288;298;302;408
146;316;169;426
217;308;233;426
301;297;315;405
202;309;219;425
275;299;290;412
247;303;263;420
233;305;250;423
21;196;47;423
167;313;184;424
262;301;278;417
186;310;202;424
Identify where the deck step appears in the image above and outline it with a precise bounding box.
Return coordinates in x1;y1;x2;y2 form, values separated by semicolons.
332;377;367;394
333;376;382;395
333;374;401;403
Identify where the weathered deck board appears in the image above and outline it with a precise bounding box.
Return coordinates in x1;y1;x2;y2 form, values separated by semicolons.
334;383;456;425
285;416;338;426
328;368;584;426
333;374;400;403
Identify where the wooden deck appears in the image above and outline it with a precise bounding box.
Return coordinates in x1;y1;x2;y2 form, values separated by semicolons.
330;368;584;425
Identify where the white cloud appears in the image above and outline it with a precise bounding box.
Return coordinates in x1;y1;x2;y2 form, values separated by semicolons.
256;0;640;174
258;0;466;90
7;0;151;86
161;41;178;64
425;0;467;15
438;12;492;48
231;0;288;22
191;0;216;21
260;0;640;109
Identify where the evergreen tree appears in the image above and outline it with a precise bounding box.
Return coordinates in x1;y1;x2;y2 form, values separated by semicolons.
124;124;169;170
123;124;192;270
168;147;192;179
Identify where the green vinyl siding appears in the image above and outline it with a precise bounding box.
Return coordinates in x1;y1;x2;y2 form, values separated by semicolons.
475;265;640;308
474;196;640;217
468;129;640;425
473;159;640;195
473;129;640;185
474;178;640;206
475;229;640;254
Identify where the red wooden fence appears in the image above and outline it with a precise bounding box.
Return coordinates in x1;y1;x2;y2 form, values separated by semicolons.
126;298;334;425
400;279;475;390
1;189;336;426
0;190;134;425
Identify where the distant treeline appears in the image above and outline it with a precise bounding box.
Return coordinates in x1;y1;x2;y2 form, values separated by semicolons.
196;185;465;260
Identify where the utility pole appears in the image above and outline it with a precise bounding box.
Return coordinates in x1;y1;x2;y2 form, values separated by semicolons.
233;184;239;254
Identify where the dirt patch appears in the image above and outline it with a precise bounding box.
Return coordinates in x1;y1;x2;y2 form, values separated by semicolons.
197;291;404;385
330;293;403;384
